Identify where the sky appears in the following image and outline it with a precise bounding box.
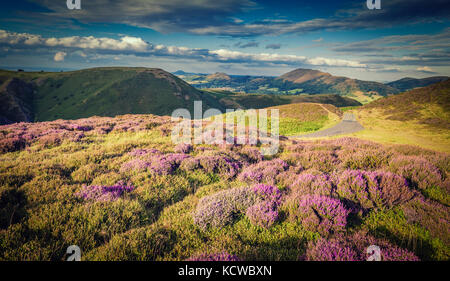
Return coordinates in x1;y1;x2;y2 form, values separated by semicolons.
0;0;449;82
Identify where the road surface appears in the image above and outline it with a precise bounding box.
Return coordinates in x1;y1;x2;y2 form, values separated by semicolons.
293;113;364;138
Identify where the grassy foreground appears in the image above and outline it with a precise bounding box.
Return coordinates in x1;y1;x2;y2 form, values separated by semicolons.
0;114;448;261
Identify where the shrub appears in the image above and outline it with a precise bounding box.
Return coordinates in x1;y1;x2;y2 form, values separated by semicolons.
0;137;26;153
305;232;420;261
389;155;443;191
246;201;278;228
284;195;349;236
238;159;288;185
335;170;414;212
193;187;258;230
75;183;135;202
288;173;334;197
239;147;264;163
187;252;240;261
174;143;193;154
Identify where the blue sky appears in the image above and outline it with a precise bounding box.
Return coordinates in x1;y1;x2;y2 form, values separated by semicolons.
0;0;449;81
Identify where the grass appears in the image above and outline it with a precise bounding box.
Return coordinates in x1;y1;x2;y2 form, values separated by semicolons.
0;114;448;261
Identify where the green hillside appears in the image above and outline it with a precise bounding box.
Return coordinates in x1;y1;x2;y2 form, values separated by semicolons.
0;67;361;124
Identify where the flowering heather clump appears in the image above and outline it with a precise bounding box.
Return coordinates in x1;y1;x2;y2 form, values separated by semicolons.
389;155;444;192
341;149;390;170
296;150;340;173
401;197;450;245
0;136;26;153
304;236;359;261
179;157;201;171
193;187;258;230
251;184;282;205
285;195;349;235
187;252;240;261
335;170;414;211
121;153;190;175
70;124;93;132
238;159;288;185
128;148;161;157
174;143;193;154
75;183;135;202
305;232;420;261
246;201;279;228
289;173;334;197
239;147;264;163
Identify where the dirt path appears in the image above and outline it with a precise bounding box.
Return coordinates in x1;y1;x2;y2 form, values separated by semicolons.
293;112;364;138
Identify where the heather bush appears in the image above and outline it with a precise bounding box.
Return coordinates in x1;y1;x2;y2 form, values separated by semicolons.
288;173;334;197
335;170;414;212
239;147;264;163
193;187;258;230
389;155;447;203
187;252;240;261
341;149;389;170
284;195;349;236
238;159;288;185
179;155;241;179
75;182;135;202
174;143;193;154
0;136;26;153
246;201;278;228
194;184;282;230
305;232;420;261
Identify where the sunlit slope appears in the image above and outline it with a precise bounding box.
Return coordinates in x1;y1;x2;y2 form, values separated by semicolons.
351;79;450;152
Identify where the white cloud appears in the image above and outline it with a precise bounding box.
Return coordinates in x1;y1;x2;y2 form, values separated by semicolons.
0;29;366;68
54;51;67;62
416;66;433;72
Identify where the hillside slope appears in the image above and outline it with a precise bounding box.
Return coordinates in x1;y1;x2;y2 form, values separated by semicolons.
0;68;226;122
352;79;450;152
386;76;449;92
0;78;34;124
278;69;400;103
177;68;400;103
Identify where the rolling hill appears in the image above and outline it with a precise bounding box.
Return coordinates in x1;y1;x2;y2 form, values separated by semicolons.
385;76;449;92
277;69;400;103
352;78;450;152
0;67;227;123
0;67;361;124
176;68;400;103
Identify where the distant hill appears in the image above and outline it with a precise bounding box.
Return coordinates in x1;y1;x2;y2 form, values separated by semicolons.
277;68;400;103
206;72;231;81
386;76;449;92
0;67;361;124
176;68;400;103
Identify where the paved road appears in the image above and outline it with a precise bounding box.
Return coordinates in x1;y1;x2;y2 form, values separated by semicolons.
293;113;364;138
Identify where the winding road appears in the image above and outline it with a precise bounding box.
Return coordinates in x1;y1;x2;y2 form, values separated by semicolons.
293;112;364;138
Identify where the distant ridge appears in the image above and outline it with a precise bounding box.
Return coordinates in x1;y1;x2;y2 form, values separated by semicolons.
386;76;449;92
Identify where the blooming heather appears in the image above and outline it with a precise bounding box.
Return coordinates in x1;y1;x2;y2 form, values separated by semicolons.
174;143;193;154
75;183;135;202
193;187;258;230
238;159;288;185
187;252;240;261
305;231;419;261
335;170;414;211
285;195;349;235
246;201;278;228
